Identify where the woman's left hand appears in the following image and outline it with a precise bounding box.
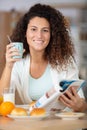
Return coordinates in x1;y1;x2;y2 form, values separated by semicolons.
59;87;85;112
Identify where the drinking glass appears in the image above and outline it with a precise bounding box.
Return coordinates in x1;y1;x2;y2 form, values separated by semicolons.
3;88;15;104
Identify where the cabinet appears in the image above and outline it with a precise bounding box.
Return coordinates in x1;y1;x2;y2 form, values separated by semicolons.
79;6;87;79
0;11;22;77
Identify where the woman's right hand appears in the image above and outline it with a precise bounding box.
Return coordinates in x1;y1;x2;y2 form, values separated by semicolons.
5;43;21;68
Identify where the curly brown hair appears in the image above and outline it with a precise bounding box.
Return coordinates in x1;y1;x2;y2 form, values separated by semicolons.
10;3;75;70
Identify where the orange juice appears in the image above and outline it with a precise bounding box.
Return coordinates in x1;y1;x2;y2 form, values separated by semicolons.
0;96;3;104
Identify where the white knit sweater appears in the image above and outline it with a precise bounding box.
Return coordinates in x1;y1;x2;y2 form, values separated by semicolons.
10;55;84;110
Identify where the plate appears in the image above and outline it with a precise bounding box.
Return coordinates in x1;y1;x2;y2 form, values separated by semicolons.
7;113;49;120
55;112;85;120
7;114;30;119
29;114;49;120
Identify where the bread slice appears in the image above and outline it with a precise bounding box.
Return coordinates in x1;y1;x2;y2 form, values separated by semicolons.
10;107;28;116
30;108;46;116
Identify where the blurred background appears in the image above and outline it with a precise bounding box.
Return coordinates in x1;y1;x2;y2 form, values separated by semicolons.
0;0;87;79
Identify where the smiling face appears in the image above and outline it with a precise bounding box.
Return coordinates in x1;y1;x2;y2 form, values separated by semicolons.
26;17;51;53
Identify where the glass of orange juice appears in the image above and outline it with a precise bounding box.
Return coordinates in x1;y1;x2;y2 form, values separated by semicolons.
0;95;3;104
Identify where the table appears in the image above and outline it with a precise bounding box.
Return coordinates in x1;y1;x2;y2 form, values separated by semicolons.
0;114;87;130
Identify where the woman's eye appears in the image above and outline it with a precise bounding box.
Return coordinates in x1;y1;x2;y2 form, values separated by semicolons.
31;28;36;31
43;29;49;32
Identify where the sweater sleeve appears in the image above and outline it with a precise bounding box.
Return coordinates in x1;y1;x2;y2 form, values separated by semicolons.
10;61;26;103
47;59;84;111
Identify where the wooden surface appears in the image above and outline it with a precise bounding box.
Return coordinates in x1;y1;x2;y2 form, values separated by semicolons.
0;12;22;78
52;3;87;9
0;114;87;130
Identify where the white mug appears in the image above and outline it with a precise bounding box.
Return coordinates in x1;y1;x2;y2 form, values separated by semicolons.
12;42;23;59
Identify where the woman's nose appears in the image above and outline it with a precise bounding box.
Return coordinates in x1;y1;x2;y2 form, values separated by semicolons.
37;30;42;38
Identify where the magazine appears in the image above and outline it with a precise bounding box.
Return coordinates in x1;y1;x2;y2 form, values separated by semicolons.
29;80;86;112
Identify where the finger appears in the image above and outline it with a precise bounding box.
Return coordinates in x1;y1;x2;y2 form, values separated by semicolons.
8;48;19;54
59;97;72;108
6;44;14;51
6;48;20;58
6;57;21;63
71;87;78;97
23;49;25;53
64;90;75;100
60;94;72;104
6;53;19;61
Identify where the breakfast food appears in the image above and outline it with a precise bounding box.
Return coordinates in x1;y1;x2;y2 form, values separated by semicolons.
30;108;46;116
29;101;36;106
10;107;28;116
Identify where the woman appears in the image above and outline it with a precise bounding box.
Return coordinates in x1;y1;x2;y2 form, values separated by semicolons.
0;3;86;112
